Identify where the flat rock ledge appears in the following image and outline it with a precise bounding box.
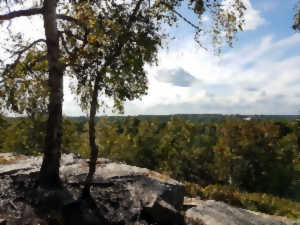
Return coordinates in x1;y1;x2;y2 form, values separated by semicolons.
0;153;184;225
0;153;300;225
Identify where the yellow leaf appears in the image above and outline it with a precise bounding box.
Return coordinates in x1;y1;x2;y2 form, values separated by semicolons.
88;19;95;25
76;12;82;18
88;34;97;43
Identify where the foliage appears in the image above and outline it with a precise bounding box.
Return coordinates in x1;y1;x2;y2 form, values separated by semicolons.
212;118;298;195
90;116;218;184
1;116;81;155
91;117;162;168
67;114;300;124
0;46;49;116
61;117;81;154
155;117;217;183
185;183;300;219
89;117;300;198
0;114;10;149
2;116;46;155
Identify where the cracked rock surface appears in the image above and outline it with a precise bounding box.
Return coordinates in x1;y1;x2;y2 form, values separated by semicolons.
0;153;184;225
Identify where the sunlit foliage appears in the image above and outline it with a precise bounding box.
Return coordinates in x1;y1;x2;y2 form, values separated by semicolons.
1;116;80;155
185;183;300;219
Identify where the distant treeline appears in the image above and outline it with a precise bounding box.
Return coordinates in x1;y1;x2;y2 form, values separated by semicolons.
68;114;300;123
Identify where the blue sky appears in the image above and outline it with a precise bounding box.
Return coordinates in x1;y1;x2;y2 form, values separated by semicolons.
109;0;300;116
1;0;300;116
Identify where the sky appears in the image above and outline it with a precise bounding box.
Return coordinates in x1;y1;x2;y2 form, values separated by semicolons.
1;0;300;116
116;0;300;116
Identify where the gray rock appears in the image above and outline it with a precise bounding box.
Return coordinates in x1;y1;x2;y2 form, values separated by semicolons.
185;200;300;225
144;199;184;225
0;154;184;225
0;219;6;225
63;159;185;224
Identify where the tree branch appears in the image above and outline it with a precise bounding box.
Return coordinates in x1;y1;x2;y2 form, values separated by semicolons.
172;9;202;32
0;7;44;20
57;14;90;50
161;2;202;32
57;14;86;28
59;32;72;57
26;54;48;74
127;0;144;28
57;14;77;23
11;39;46;57
4;0;13;33
3;39;46;77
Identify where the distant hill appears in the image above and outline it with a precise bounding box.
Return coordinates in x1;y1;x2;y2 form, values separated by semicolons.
67;114;300;123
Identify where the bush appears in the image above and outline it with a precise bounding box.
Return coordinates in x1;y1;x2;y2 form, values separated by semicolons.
185;182;300;219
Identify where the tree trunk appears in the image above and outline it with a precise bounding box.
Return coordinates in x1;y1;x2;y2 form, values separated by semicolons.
39;0;64;188
82;77;101;196
81;0;143;195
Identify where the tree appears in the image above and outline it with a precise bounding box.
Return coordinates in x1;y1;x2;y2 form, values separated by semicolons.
61;117;81;154
0;0;246;189
0;0;66;187
88;117;217;184
63;0;247;195
0;114;10;151
213;118;297;195
66;0;164;194
2;116;46;155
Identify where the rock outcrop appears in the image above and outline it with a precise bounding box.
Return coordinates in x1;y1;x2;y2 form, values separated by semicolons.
0;153;184;225
0;153;300;225
185;200;300;225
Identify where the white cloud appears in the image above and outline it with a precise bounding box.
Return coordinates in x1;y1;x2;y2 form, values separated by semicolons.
156;68;199;87
121;33;300;115
242;0;266;30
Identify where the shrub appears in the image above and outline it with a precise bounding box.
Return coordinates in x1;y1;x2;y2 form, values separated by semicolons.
184;182;300;219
